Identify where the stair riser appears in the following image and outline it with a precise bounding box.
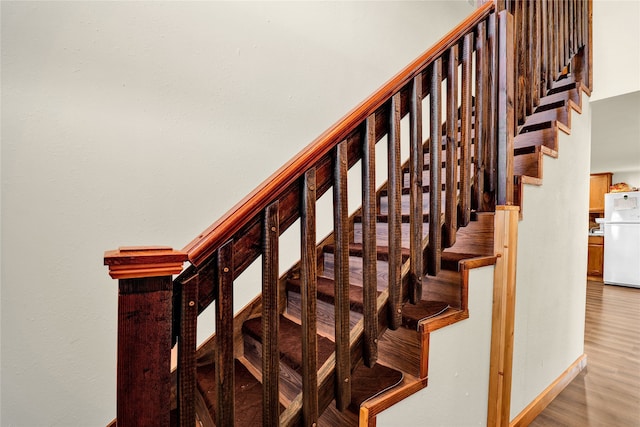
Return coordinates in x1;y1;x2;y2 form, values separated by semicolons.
352;222;429;250
321;253;390;292
538;88;580;112
514;126;558;152
421;145;462;165
403;159;474;188
521;105;570;132
379;192;447;216
286;290;363;339
243;334;301;405
513;151;542;178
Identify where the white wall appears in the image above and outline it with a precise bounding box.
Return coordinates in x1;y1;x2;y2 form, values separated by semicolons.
378;266;495;426
591;0;640;102
590;91;640;175
613;170;640;189
0;2;474;425
509;100;592;419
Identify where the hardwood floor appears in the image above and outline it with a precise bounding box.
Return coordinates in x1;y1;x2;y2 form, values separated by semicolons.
530;280;640;426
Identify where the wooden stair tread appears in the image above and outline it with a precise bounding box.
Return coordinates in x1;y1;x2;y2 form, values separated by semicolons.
514;142;557;159
548;74;577;93
196;359;284;426
348;363;405;413
401;300;451;330
352;213;432;224
537;89;581;114
440;251;484;271
242;315;336;373
287;276;381;314
323;243;410;262
380;183;460;197
521;107;570;134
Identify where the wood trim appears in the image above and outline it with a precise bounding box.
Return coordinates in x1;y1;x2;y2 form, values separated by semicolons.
183;2;495;267
487;206;519;427
359;374;429;425
510;354;588;427
105;246;188;280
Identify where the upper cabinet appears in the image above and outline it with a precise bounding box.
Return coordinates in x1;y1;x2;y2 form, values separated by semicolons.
589;172;613;213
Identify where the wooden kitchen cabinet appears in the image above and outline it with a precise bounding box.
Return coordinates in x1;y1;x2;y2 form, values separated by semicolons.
587;235;604;279
589;172;612;213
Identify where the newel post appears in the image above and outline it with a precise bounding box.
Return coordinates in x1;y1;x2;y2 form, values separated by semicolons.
104;246;188;427
496;8;515;206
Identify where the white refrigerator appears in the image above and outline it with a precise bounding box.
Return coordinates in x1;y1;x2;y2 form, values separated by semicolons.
603;191;640;288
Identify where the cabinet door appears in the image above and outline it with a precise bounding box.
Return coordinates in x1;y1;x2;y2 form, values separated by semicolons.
589;173;612;213
587;244;604;276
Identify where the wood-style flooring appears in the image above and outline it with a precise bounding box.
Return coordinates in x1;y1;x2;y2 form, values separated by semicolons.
531;280;640;426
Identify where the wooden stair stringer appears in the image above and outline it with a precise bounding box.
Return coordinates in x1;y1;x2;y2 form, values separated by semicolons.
356;253;498;426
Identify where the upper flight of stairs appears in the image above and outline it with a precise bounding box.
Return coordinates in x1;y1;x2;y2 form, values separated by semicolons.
513;74;588;212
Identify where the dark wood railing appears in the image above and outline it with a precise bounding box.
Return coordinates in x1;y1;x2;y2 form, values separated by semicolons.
104;1;592;426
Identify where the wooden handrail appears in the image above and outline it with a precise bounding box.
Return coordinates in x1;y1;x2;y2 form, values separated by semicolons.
183;1;495;267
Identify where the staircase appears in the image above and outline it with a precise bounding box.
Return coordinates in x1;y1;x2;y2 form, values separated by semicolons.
104;1;593;426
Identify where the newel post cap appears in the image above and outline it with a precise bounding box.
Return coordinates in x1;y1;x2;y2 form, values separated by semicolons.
104;246;189;279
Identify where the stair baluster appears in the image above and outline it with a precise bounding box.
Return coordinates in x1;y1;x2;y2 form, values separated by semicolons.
444;44;459;248
530;0;541;112
561;0;568;69
540;0;549;102
474;21;487;212
427;57;443;277
177;273;198;427
262;201;280;426
549;0;558;87
487;11;499;202
333;140;351;411
409;74;424;303
362;114;379;366
215;241;235;427
387;92;403;329
459;32;474;227
301;168;319;426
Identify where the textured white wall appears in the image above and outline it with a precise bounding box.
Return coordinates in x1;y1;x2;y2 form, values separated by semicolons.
0;1;473;425
591;0;640;101
509;100;592;419
377;266;494;426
